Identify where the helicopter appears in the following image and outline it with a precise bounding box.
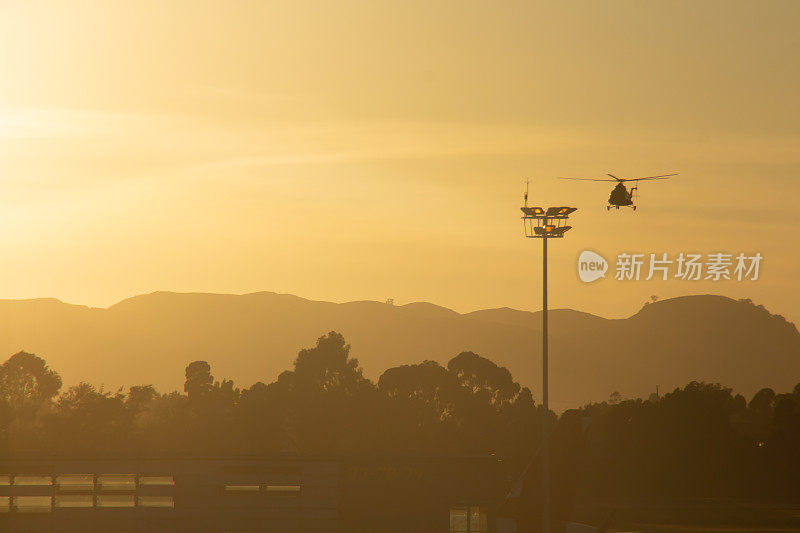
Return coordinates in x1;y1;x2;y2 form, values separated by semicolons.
559;173;677;211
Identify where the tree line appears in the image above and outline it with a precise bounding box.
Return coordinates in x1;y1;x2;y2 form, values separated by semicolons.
1;330;799;498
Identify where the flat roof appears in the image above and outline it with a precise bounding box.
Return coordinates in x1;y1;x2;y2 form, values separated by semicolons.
0;452;503;464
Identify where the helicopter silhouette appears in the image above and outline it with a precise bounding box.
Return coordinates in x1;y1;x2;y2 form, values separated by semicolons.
559;173;677;211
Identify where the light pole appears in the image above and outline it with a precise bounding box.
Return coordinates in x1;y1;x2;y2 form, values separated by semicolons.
520;203;577;533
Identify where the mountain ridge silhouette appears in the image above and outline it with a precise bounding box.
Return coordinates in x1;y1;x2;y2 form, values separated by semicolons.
1;292;797;408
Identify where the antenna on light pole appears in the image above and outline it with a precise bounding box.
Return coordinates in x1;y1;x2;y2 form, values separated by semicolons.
524;179;530;208
520;194;577;533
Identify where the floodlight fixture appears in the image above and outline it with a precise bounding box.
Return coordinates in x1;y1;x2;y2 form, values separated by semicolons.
521;205;577;239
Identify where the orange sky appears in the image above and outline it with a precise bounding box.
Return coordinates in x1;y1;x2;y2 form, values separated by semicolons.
0;0;798;323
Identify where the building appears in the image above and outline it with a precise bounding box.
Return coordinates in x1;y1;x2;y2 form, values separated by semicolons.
0;453;509;532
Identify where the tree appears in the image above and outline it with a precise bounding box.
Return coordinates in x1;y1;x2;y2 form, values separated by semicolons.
0;351;62;409
184;361;213;399
127;385;158;413
447;351;521;408
769;394;800;466
378;361;460;452
293;331;367;395
735;387;777;443
749;387;776;413
287;332;378;453
236;380;291;453
51;383;130;451
379;360;457;418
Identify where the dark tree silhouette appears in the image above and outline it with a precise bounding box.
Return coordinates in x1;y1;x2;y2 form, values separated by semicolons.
447;351;521;407
379;360;457;416
0;351;62;408
127;384;158;413
184;360;213;399
293;331;368;395
0;336;798;500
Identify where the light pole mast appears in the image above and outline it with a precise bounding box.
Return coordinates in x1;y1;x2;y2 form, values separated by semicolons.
541;230;549;533
520;201;577;533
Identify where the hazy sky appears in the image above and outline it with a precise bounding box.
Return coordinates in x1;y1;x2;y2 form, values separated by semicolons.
0;0;798;322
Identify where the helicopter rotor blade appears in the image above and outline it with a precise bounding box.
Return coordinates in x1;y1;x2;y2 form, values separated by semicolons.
639;173;678;179
626;174;677;182
607;174;625;182
558;177;619;182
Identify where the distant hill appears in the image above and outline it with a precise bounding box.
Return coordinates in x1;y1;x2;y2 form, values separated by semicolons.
1;292;798;408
